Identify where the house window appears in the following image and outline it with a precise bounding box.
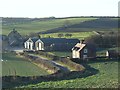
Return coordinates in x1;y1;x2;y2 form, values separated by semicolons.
84;49;88;53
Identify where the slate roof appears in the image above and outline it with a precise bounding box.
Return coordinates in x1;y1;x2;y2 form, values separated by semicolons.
36;39;44;43
72;43;86;51
31;38;39;42
72;42;96;52
41;38;79;44
25;38;79;44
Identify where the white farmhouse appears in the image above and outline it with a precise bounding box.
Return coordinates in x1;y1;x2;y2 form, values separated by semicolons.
24;38;80;51
24;38;44;51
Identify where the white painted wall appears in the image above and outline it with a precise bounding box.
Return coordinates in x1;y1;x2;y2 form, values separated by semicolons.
72;50;76;58
76;51;80;58
24;41;33;50
35;41;44;51
30;42;33;50
72;50;80;58
24;42;26;48
24;39;44;51
27;42;29;49
36;47;38;50
38;42;42;50
106;51;109;56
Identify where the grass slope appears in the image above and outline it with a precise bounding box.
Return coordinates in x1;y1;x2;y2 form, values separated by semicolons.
2;52;48;76
3;17;118;35
2;18;97;35
20;61;118;88
41;32;95;40
48;51;71;57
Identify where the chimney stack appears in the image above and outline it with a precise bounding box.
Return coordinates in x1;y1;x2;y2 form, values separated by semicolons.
80;40;84;44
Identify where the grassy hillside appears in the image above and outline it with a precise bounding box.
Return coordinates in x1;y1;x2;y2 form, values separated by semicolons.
2;52;49;76
41;31;95;40
41;18;119;34
2;17;118;35
69;18;118;29
2;17;96;35
20;61;118;88
47;51;72;57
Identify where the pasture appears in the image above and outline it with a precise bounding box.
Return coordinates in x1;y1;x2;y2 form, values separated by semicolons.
2;52;49;76
2;17;119;88
48;51;71;57
41;31;95;40
2;18;96;35
20;61;118;88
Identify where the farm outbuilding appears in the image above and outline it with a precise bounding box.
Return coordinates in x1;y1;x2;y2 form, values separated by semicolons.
72;40;96;59
24;37;79;51
24;38;44;51
8;29;23;46
106;50;119;59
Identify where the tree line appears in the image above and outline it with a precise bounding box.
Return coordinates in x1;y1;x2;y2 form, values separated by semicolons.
85;32;119;48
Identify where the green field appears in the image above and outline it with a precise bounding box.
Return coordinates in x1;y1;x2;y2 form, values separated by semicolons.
48;51;71;57
20;61;118;88
2;18;97;35
2;52;49;76
2;17;119;88
41;31;95;40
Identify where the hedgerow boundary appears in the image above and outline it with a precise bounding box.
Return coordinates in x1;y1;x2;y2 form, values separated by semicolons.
21;52;60;74
2;66;98;89
29;51;85;71
2;51;100;88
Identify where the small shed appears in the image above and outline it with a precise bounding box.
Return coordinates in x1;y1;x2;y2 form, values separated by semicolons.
8;29;23;46
106;50;119;59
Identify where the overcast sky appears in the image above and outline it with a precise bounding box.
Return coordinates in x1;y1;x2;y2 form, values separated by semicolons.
0;0;119;18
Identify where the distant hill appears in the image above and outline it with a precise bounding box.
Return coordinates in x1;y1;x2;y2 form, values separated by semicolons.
2;17;56;25
69;18;119;29
2;17;119;35
40;18;119;34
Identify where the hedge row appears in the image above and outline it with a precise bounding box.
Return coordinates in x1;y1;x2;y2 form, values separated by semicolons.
21;52;60;74
22;51;85;72
35;51;85;71
35;51;57;60
2;71;85;86
58;58;85;71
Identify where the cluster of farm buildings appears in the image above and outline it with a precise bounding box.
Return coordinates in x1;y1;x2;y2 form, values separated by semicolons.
1;29;119;59
24;37;118;59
